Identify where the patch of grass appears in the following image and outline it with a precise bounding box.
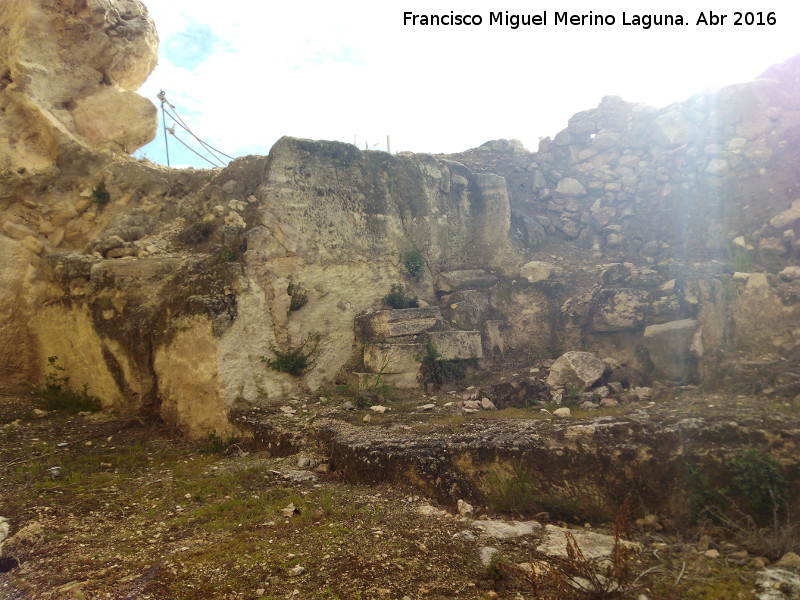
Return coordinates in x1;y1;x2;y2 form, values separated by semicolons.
214;245;238;263
37;356;101;413
383;283;419;309
262;333;323;376
198;432;237;454
486;463;538;516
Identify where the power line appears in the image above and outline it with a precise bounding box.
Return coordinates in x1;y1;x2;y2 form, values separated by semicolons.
157;90;233;168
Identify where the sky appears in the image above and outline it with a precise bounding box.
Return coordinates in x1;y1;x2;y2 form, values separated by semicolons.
133;1;800;169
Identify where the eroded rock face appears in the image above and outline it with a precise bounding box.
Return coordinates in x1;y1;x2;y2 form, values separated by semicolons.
0;0;158;176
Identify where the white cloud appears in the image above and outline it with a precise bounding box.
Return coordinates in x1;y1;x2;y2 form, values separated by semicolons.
136;0;800;166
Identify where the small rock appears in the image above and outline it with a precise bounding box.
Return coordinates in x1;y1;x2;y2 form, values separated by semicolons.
314;463;331;474
753;556;769;568
600;398;619;408
0;517;9;543
553;407;571;418
457;499;475;516
256;589;266;597
370;405;389;413
580;400;597;410
454;530;477;542
479;546;500;567
362;415;372;422
297;456;311;469
463;400;481;410
281;503;300;518
779;266;800;281
32;409;48;419
480;398;497;411
696;534;713;552
340;401;355;410
419;403;435;411
775;551;800;568
288;565;306;576
704;549;720;559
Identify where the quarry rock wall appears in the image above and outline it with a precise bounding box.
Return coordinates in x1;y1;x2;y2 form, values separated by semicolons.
1;1;799;435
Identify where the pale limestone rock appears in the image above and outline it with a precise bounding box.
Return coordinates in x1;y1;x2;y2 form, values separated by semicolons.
553;407;572;418
652;109;693;147
520;260;558;283
537;524;640;559
437;269;498;292
643;319;699;381
555;177;587;197
546;351;605;391
775;552;800;568
427;331;483;360
770;199;800;229
364;343;421;375
0;521;44;561
0;235;37;382
356;308;442;342
591;288;649;332
71;87;156;153
473;520;540;539
705;158;730;176
0;0;158;173
779;266;800;281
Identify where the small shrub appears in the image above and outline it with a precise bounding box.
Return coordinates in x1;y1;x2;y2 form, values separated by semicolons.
287;282;308;312
726;448;787;527
262;333;323;377
38;356;101;413
92;180;110;205
530;507;638;599
179;220;215;245
562;385;583;407
383;284;419;309
402;250;424;280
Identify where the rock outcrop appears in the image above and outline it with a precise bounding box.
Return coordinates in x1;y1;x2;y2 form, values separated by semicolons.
2;2;800;436
0;0;158;177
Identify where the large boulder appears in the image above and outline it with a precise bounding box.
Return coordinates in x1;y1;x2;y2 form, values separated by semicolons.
546;351;606;391
643;319;699;381
0;0;159;174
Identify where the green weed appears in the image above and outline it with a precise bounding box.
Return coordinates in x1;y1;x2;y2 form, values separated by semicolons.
37;356;101;413
383;283;419;309
262;333;323;376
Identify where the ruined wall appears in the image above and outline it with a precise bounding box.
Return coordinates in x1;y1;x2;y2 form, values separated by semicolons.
446;54;800;383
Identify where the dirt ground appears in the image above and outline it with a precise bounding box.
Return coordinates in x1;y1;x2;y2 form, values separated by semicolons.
0;384;781;599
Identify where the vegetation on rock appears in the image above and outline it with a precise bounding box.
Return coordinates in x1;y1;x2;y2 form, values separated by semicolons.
37;355;100;413
383;284;419;309
261;333;323;376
